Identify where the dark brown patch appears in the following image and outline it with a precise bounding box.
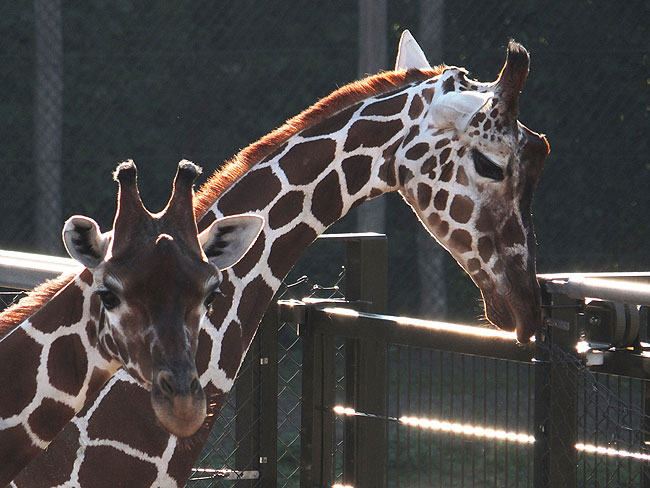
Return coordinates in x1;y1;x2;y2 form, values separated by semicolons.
195;329;212;376
405;142;429;160
0;425;42;480
478;236;494;262
450;229;473;253
449;195;475;224
343;119;404;152
439;162;455;182
277;139;337;186
85;319;97;347
473;269;491;288
402;125;420;146
87;367;112;397
398;166;414;186
408;95;424;119
438;220;449;237
378;159;396;187
29;281;84;333
260;141;289;164
483;119;492;130
311;171;343;226
435;138;451;149
87;379;170;457
456;166;469;186
236;276;275;345
433;189;449;210
28;398;74;442
13;422;80;486
47;334;89;396
301;102;362;138
207;274;235;330
361;93;408;116
79;269;93;286
502;214;526;247
218;321;243;379
218;166;282;214
467;258;481;273
421;155;437;177
268;223;318;279
78;446;158;488
439;147;452;166
101;334;119;359
417;183;432;209
0;328;40;418
233;231;265;277
422;87;435;103
427;212;441;228
476;208;496;232
369;188;383;198
269;192;304;230
342;155;372;195
442;77;455;94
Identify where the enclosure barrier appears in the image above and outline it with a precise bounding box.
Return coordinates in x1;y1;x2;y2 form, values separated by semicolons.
2;241;650;487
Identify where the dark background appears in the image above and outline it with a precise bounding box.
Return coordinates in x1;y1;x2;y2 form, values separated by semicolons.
2;1;648;322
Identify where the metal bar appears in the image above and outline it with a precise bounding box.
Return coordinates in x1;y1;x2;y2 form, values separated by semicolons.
235;331;259;488
259;306;279;487
0;249;81;289
544;277;650;306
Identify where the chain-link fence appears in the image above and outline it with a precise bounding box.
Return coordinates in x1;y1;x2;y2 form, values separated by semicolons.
2;1;648;324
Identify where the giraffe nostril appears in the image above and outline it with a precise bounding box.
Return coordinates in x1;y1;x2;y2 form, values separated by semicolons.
190;377;201;395
159;373;175;397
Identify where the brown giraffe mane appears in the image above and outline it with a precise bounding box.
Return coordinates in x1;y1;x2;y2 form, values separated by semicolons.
0;272;78;339
0;68;445;340
194;67;443;216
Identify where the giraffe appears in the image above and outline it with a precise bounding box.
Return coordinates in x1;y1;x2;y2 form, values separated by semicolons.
0;160;263;485
12;32;549;487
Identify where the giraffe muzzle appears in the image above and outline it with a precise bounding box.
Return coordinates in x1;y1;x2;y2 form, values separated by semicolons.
151;367;207;437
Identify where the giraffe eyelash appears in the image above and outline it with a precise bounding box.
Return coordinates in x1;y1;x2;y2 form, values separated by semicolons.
471;149;505;181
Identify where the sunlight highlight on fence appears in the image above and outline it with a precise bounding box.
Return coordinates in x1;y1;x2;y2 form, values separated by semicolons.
576;443;650;462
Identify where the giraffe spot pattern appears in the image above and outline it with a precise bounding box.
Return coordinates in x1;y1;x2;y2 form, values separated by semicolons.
195;328;212;377
456;166;469;186
269;192;305;230
422;87;435;103
300;102;361;138
502;214;526;247
0;328;40;418
233;231;265;279
236;276;274;345
79;446;158;488
450;229;473;253
342;155;372;195
442;77;455;94
360;93;408;116
87;380;170;457
476;207;496;232
0;425;41;477
207;275;235;330
449;195;475;224
218;166;282;214
398;166;414;187
408;95;424;119
434;138;450;149
268;223;318;279
467;258;481;273
218;321;242;380
478;236;495;262
417;183;432;209
402;125;420;146
434;189;449;210
47;334;89;396
405;142;429;160
30;281;84;333
311;171;343;226
28;398;75;442
439;162;455;182
343;119;404;152
278;139;337;186
421;155;437;177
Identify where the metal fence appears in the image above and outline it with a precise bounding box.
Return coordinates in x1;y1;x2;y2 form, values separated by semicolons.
176;234;650;488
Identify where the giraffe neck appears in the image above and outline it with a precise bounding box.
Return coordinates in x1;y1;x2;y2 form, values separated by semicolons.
0;271;120;484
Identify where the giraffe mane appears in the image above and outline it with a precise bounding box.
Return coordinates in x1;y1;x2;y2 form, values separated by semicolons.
0;272;78;339
194;66;443;217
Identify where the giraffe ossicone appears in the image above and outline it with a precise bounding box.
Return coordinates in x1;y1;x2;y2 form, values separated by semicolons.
13;32;549;487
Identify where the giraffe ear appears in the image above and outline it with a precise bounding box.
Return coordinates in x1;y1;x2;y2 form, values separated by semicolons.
62;216;111;269
395;30;431;70
431;89;493;131
198;214;264;270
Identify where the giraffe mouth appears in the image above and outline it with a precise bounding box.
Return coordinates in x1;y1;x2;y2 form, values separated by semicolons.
482;284;541;343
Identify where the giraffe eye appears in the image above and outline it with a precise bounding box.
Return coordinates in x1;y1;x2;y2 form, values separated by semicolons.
95;290;120;311
204;288;221;309
471;149;504;181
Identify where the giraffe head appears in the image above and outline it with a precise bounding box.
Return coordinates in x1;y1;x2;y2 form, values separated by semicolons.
62;160;263;436
396;33;549;342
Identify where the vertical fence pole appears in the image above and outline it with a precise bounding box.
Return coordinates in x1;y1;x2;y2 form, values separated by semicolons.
259;306;279;486
342;235;388;487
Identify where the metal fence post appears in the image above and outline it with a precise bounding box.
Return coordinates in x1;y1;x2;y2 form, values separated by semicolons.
342;235;388;487
259;306;279;486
